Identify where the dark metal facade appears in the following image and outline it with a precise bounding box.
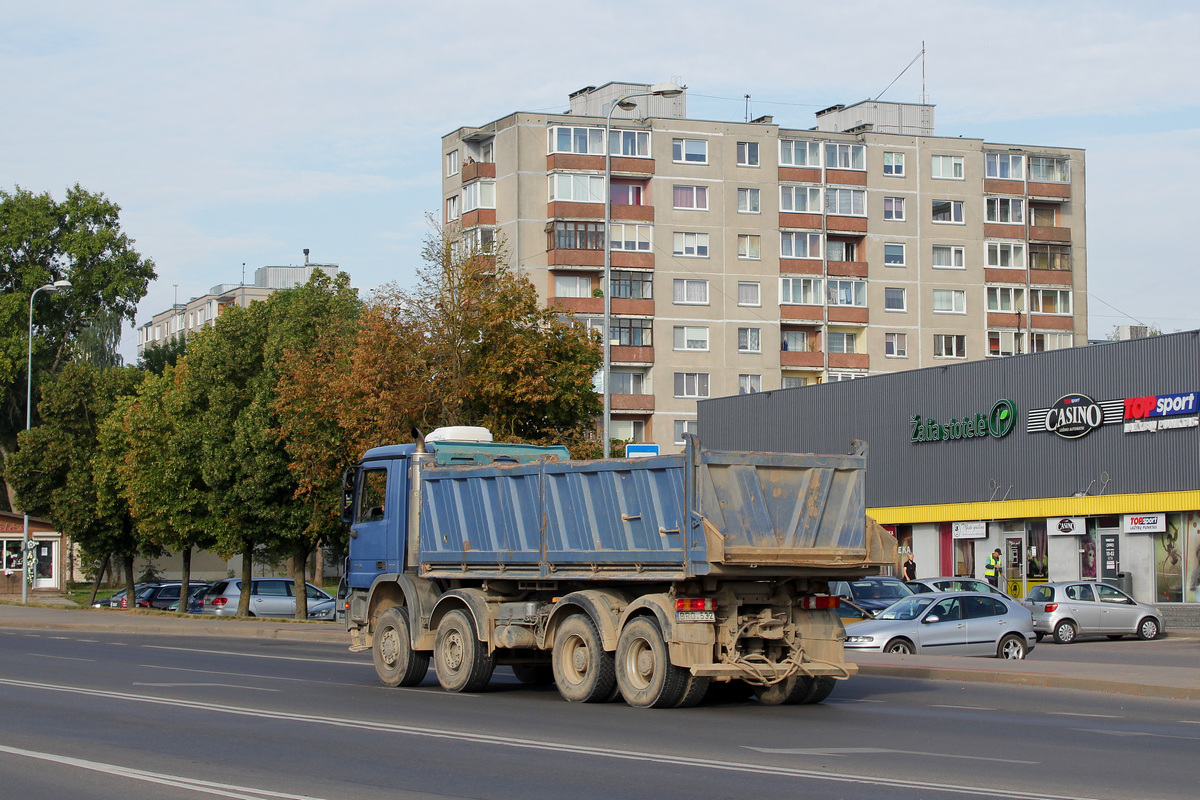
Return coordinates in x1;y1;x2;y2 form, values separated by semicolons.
699;331;1200;508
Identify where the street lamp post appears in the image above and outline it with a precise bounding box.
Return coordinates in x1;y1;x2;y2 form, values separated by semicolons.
23;279;71;603
602;83;683;458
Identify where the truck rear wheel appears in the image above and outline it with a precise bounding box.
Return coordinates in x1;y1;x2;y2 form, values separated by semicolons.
615;616;688;709
434;609;495;693
552;614;617;702
373;607;430;687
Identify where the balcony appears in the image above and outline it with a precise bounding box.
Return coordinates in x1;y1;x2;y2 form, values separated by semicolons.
611;298;654;316
780;350;823;368
829;352;869;370
779;212;822;230
461;161;496;182
779;258;822;275
462;209;496;228
544;154;655;175
611;204;654;222
828;307;868;325
826;216;867;234
780;304;823;321
548;248;604;268
547;201;603;220
983;178;1023;195
827;260;868;278
610;345;653;364
611;156;655;176
983;222;1024;239
984;268;1026;284
1028;182;1071;201
825;169;867;186
778;166;821;183
987;312;1022;328
611;393;654;412
1030;315;1075;331
1029;225;1071;243
551;297;602;314
1029;269;1073;287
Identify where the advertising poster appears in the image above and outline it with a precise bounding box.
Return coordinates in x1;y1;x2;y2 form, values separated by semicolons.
1155;514;1184;603
1186;513;1200;604
1080;530;1097;579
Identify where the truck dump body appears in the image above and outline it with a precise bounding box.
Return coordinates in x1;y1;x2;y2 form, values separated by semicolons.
417;436;875;581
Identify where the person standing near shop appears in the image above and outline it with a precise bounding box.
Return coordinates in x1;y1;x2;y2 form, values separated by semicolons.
902;552;917;581
985;548;1003;588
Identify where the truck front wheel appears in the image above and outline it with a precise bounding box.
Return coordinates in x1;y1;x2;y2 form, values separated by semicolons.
615;617;688;709
552;614;617;703
434;609;495;693
373;607;430;687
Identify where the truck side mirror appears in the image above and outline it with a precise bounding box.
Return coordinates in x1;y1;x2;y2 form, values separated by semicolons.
341;466;357;524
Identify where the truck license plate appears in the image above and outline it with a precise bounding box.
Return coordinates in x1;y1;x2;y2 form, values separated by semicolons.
675;610;715;623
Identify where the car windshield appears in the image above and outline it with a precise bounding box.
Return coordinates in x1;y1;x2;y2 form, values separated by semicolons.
851;580;912;600
876;596;935;620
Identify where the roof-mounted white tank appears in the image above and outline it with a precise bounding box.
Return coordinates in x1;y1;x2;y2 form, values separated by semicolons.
425;426;494;444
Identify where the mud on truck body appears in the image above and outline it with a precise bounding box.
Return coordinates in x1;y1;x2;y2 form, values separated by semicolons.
342;427;894;708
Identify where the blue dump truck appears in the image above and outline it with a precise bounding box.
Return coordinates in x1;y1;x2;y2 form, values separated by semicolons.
343;427;894;708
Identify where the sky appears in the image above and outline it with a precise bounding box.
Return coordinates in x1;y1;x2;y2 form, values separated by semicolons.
3;1;1199;362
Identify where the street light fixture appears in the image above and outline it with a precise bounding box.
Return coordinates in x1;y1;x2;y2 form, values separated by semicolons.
23;279;70;603
602;82;684;458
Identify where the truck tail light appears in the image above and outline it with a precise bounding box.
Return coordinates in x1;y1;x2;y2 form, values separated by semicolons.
1044;603;1058;612
800;596;841;610
675;598;715;612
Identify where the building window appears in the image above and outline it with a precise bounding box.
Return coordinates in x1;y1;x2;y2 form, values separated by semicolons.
674;372;710;398
549;173;604;203
780;185;821;212
1030;244;1071;271
825;143;865;170
825;188;866;216
611;318;652;347
885;332;907;357
672;326;705;350
826;240;856;262
737;281;760;307
737;328;761;353
931;199;964;224
611;270;652;299
986;286;1024;312
780;139;820;166
933;334;967;358
609;223;652;252
988;330;1026;357
462;181;495;212
610;371;645;395
736;141;760;166
827;331;856;353
550;126;605;155
737;234;761;260
827;372;862;382
610;182;644;206
780;277;823;305
986;241;1025;268
1032;332;1073;352
610;419;645;443
674;419;698;444
738;374;761;394
1028;289;1072;314
1029;156;1070;182
933;289;966;314
551;221;603;250
673;185;708;210
931;155;964;179
932;245;965;269
781;376;808;389
884;287;906;311
467;227;495;254
673;232;709;257
445;195;459;222
672;138;708;164
883;197;905;221
673;279;709;305
446;150;459;177
609;129;651;157
883;151;905;176
986;197;1024;224
986;153;1023;179
554;275;592;298
827;280;867;307
884;243;905;266
737;188;760;213
782;330;808;351
780;231;821;259
1030;205;1057;227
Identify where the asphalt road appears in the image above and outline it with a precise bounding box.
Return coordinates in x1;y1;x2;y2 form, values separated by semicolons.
0;627;1195;800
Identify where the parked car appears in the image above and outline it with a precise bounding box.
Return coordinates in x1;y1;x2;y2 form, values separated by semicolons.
92;582;163;609
843;592;1036;659
133;582;211;610
829;575;914;621
906;577;1008;596
1022;581;1165;643
198;578;336;620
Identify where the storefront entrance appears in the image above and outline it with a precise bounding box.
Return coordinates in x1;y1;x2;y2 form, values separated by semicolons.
1004;535;1025;598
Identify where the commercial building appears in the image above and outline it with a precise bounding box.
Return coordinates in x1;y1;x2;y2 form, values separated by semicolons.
442;82;1086;451
136;258;341;357
698;331;1200;621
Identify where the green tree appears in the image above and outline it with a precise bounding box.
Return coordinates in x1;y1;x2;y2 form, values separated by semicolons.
0;185;156;509
136;334;187;375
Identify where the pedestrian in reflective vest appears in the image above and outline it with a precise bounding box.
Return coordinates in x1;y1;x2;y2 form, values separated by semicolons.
985;548;1003;587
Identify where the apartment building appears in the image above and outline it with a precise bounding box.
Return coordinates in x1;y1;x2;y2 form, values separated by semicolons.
441;82;1086;451
136;259;341;357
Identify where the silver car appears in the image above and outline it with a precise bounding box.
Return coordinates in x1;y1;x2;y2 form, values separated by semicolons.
906;576;1008;597
199;578;336;620
1022;581;1165;643
843;592;1036;659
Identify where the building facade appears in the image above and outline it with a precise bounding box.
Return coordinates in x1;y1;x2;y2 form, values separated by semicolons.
698;331;1200;613
136;261;341;357
442;82;1086;451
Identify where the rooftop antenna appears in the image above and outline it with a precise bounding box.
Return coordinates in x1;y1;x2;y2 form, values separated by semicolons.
304;248;310;265
744;94;750;123
921;41;926;104
875;46;925;102
173;284;178;308
241;262;246;287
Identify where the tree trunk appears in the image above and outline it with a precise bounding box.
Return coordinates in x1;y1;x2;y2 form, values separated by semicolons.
179;547;191;614
292;550;309;620
313;542;323;586
237;549;252;617
122;554;135;610
87;555;110;607
0;441;19;513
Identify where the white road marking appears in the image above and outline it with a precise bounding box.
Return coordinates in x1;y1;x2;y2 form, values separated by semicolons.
929;704;995;711
28;654;95;662
1047;711;1122;719
1179;720;1200;725
745;746;1036;765
145;645;367;666
0;677;1094;800
0;743;330;799
132;682;280;691
1079;728;1200;742
140;664;315;683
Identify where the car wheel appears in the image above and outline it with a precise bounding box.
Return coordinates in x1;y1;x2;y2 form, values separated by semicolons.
434;609;495;693
1053;620;1077;644
1035;632;1045;643
551;614;616;703
373;606;430;688
1137;617;1160;641
997;634;1026;660
884;638;915;655
615;616;688;708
